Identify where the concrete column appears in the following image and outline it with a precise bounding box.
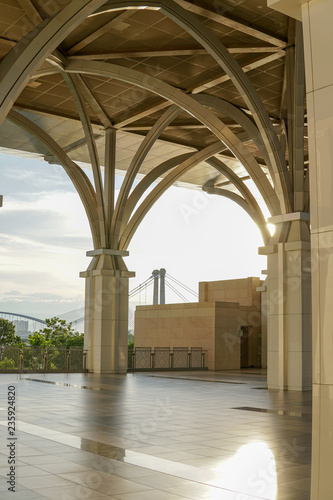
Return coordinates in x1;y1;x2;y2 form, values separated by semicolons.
259;280;268;369
301;1;333;496
152;269;159;305
268;0;333;495
80;249;134;374
159;268;166;305
260;217;311;390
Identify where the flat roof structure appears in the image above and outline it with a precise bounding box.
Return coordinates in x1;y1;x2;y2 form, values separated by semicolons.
0;0;299;197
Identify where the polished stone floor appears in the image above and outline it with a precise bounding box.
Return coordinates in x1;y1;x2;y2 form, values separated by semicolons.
0;370;311;499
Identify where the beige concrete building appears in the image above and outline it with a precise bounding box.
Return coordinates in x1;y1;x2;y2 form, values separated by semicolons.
135;277;263;370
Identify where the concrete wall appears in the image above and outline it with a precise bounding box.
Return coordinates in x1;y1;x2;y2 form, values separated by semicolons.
214;302;241;370
135;302;214;367
134;277;263;371
135;301;241;370
199;277;262;307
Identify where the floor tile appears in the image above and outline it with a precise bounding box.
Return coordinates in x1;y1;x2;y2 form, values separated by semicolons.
0;370;312;499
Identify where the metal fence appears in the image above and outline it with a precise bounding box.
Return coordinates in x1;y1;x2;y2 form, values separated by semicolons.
0;345;86;372
0;345;206;372
128;347;207;371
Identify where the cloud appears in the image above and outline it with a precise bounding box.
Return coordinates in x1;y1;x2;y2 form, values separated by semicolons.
0;154;79;198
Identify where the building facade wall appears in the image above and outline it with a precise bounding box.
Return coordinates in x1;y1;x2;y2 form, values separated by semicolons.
134;302;216;369
199;277;262;307
134;277;262;370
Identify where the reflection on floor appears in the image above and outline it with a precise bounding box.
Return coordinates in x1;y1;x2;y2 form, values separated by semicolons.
0;369;311;499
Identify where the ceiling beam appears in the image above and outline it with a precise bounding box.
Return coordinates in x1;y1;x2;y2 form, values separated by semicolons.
174;0;287;48
34;1;61;17
189;51;285;94
115;101;170;128
92;0;286;48
114;52;285;128
0;36;17;48
62;134;104;153
12;101;264;165
216;175;251;188
68;46;281;60
68;11;135;55
122;124;206;131
70;48;207;59
228;47;282;54
122;123;243;131
74;74;113;128
16;0;43;23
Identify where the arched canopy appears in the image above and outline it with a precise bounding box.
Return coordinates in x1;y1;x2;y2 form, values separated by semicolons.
0;0;308;250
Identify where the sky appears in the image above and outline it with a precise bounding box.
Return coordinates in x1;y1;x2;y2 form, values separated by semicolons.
0;151;267;320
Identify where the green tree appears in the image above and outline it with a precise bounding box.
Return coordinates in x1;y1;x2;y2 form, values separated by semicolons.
0;318;24;345
28;317;84;347
0;357;17;369
128;332;134;345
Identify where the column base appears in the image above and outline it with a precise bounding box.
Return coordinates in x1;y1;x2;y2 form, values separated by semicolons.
312;384;333;498
86;368;128;374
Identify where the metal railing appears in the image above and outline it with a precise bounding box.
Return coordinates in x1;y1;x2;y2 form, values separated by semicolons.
128;347;207;371
0;345;86;372
0;345;206;372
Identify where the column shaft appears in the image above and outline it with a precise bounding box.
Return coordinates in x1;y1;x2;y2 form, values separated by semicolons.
81;253;134;373
301;0;333;496
261;237;311;390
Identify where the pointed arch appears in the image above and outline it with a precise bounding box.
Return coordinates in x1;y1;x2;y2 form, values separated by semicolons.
119;150;270;244
7;109;100;248
120;153;194;233
111;105;182;247
192;94;271;169
64;59;281;217
0;0;291;215
81;0;292;213
202;187;269;244
62;72;107;247
119;142;226;250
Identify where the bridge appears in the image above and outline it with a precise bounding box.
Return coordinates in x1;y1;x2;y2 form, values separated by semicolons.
0;311;85;338
129;269;198;305
0;270;196;339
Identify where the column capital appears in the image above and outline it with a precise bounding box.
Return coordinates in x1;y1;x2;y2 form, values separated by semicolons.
259;240;311;254
258;244;278;255
86;249;129;257
268;212;310;225
284;241;311;251
80;269;135;278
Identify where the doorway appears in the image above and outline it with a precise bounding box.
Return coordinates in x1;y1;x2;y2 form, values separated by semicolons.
240;326;250;368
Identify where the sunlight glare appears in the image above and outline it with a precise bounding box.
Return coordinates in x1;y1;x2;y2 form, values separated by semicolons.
210;442;277;499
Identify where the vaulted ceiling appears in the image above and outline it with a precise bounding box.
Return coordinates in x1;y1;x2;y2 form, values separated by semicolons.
0;0;306;226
